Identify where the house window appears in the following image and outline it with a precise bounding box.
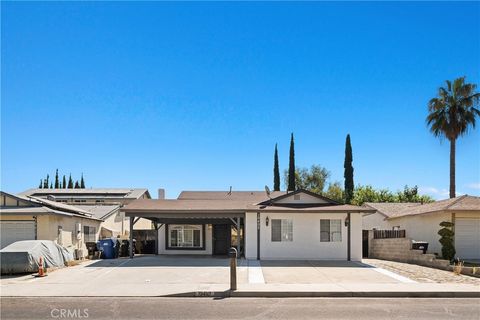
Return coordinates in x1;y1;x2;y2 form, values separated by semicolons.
83;226;96;242
320;219;342;242
294;194;301;200
271;219;293;242
168;225;203;248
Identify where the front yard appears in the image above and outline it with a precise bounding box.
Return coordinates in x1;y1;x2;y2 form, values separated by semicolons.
364;259;480;285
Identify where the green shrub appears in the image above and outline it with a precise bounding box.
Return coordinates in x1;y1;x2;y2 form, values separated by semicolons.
438;221;455;261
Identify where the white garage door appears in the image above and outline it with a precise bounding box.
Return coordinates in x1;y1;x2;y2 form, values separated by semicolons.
455;218;480;260
0;221;36;249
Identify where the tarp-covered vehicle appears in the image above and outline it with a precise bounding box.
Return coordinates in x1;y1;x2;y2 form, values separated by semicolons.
1;240;74;274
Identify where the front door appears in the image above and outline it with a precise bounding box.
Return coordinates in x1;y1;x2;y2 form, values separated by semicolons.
213;224;231;255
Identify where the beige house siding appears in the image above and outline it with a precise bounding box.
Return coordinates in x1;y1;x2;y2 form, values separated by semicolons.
1;214;101;257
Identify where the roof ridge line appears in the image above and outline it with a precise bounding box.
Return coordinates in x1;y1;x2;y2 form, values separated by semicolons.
444;194;468;210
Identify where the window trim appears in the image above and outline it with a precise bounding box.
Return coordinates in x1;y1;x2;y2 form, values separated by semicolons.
165;224;206;250
271;219;293;242
320;219;342;242
83;225;96;242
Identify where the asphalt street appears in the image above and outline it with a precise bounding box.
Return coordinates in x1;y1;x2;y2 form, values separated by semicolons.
1;297;479;320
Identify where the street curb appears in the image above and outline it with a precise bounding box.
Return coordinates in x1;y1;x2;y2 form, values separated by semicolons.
165;290;480;298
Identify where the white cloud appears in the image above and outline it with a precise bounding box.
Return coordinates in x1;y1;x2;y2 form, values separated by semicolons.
466;182;480;190
418;186;466;200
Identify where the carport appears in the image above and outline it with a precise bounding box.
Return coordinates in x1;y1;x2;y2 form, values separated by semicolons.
124;210;245;258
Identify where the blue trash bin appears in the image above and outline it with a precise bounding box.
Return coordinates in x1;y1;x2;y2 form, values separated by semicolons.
97;239;115;259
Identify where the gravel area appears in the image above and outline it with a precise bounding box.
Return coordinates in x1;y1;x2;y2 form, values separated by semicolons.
363;259;480;285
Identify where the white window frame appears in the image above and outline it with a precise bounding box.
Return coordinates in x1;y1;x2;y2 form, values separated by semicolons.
320;219;342;242
168;225;203;248
271;219;293;242
83;226;96;242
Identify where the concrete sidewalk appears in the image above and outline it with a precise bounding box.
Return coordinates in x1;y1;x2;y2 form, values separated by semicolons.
2;279;478;298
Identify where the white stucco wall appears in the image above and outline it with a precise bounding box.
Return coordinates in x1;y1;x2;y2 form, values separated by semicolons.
362;212;391;230
157;224;213;255
245;211;258;259
245;211;362;261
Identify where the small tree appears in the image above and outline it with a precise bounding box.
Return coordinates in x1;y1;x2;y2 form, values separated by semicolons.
39;179;43;188
67;174;73;189
273;144;280;191
80;173;85;188
283;165;330;194
54;169;59;188
62;175;67;189
43;175;49;188
438;221;455;261
287;133;296;191
74;181;80;189
344;134;354;204
324;182;344;203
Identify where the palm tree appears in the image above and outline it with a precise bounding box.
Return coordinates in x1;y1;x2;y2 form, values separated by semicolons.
427;77;480;198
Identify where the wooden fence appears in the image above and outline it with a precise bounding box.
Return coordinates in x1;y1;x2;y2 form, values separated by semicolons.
373;229;406;239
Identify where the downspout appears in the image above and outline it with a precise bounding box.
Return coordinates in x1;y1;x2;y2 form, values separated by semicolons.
347;212;351;261
257;212;260;260
451;212;456;248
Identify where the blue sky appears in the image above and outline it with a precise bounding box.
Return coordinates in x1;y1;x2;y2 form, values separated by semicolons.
2;2;479;199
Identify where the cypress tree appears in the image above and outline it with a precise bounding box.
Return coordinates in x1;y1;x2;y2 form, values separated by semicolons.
50;182;53;189
39;179;43;188
344;134;354;204
68;174;73;189
62;175;67;189
287;133;296;191
43;175;49;188
273;144;280;191
80;173;85;188
74;181;80;189
54;169;59;188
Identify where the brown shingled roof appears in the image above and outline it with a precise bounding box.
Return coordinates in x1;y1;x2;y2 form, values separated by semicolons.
177;191;285;201
365;195;480;219
122;199;373;213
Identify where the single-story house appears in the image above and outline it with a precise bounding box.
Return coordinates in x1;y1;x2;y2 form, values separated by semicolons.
363;195;480;260
19;188;154;232
122;189;375;261
0;191;102;258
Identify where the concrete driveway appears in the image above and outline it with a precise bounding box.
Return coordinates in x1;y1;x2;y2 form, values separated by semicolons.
1;255;477;297
259;260;400;284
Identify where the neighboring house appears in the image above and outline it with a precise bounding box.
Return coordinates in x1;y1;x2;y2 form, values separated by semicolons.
363;195;480;260
19;188;154;232
122;189;374;261
0;191;102;257
75;205;122;238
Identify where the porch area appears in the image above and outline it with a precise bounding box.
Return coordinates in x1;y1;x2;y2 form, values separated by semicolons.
125;211;245;258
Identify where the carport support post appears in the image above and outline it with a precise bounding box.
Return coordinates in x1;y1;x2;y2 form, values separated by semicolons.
236;217;240;257
129;216;134;259
154;222;159;255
